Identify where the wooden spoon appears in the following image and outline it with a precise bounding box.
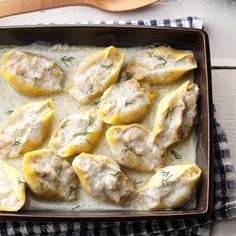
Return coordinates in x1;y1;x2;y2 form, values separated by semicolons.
0;0;158;18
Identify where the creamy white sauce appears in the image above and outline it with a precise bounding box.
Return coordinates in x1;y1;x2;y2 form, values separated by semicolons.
0;44;196;211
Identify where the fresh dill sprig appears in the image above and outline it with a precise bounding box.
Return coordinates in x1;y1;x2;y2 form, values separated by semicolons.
99;63;113;69
65;186;80;199
133;179;143;186
162;107;174;117
86;115;94;129
154;55;167;67
17;178;26;185
161;176;171;187
160;170;172;187
110;171;121;177
86;84;94;94
160;169;170;178
121;147;132;154
170;150;182;160
55;165;63;176
125;99;135;107
36;181;45;191
146;51;167;66
6;110;13;115
74;131;92;136
11;139;21;148
85;138;92;146
91;98;103;106
125;73;135;81
60;56;76;67
33;77;40;87
76;116;94;137
147;51;154;57
61;123;67;130
71;204;81;211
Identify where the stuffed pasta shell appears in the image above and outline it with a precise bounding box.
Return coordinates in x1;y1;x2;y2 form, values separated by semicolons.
49;107;103;157
99;79;157;124
137;164;201;210
0;99;54;159
125;46;197;84
69;46;124;105
106;124;166;172
23;149;80;201
0;49;64;96
0;160;26;212
153;80;199;148
72;153;135;205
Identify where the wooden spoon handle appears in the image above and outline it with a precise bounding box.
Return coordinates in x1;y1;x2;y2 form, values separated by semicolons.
0;0;92;18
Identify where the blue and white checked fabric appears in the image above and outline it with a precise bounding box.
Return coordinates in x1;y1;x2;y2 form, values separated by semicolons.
1;17;236;236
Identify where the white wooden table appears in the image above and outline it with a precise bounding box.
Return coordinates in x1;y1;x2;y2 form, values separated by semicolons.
0;0;235;235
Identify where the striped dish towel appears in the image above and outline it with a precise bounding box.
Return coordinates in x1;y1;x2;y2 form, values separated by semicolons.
1;17;236;236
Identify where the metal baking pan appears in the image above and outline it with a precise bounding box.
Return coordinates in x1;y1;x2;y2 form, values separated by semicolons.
0;25;213;221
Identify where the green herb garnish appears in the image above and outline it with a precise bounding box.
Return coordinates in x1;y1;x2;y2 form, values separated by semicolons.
154;55;167;66
61;123;67;130
6;110;13;115
110;171;121;177
162;107;174;117
125;73;135;81
86;84;94;94
74;131;92;136
160;170;172;187
91;98;103;106
125;99;135;107
61;56;76;67
33;77;40;87
100;63;113;69
36;181;45;191
160;169;170;178
133;180;143;186
11;139;21;148
86;115;94;128
71;204;81;211
85;138;92;146
147;52;167;66
65;186;80;199
170;150;182;160
17;178;26;185
121;147;132;154
55;165;63;176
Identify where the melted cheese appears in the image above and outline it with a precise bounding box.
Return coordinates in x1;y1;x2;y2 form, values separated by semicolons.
72;153;136;205
125;46;197;84
0;160;26;211
0;49;64;96
0;99;54;159
106;124;166;172
137;164;201;210
23;149;79;201
69;46;124;105
49;107;104;157
99;79;157;124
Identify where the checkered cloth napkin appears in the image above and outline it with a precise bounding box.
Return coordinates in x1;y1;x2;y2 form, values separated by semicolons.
1;17;236;236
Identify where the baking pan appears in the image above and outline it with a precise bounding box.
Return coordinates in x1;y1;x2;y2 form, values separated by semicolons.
0;25;213;221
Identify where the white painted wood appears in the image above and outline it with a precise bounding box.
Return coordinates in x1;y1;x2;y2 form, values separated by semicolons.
0;0;235;66
210;69;236;235
213;70;236;166
0;1;236;234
